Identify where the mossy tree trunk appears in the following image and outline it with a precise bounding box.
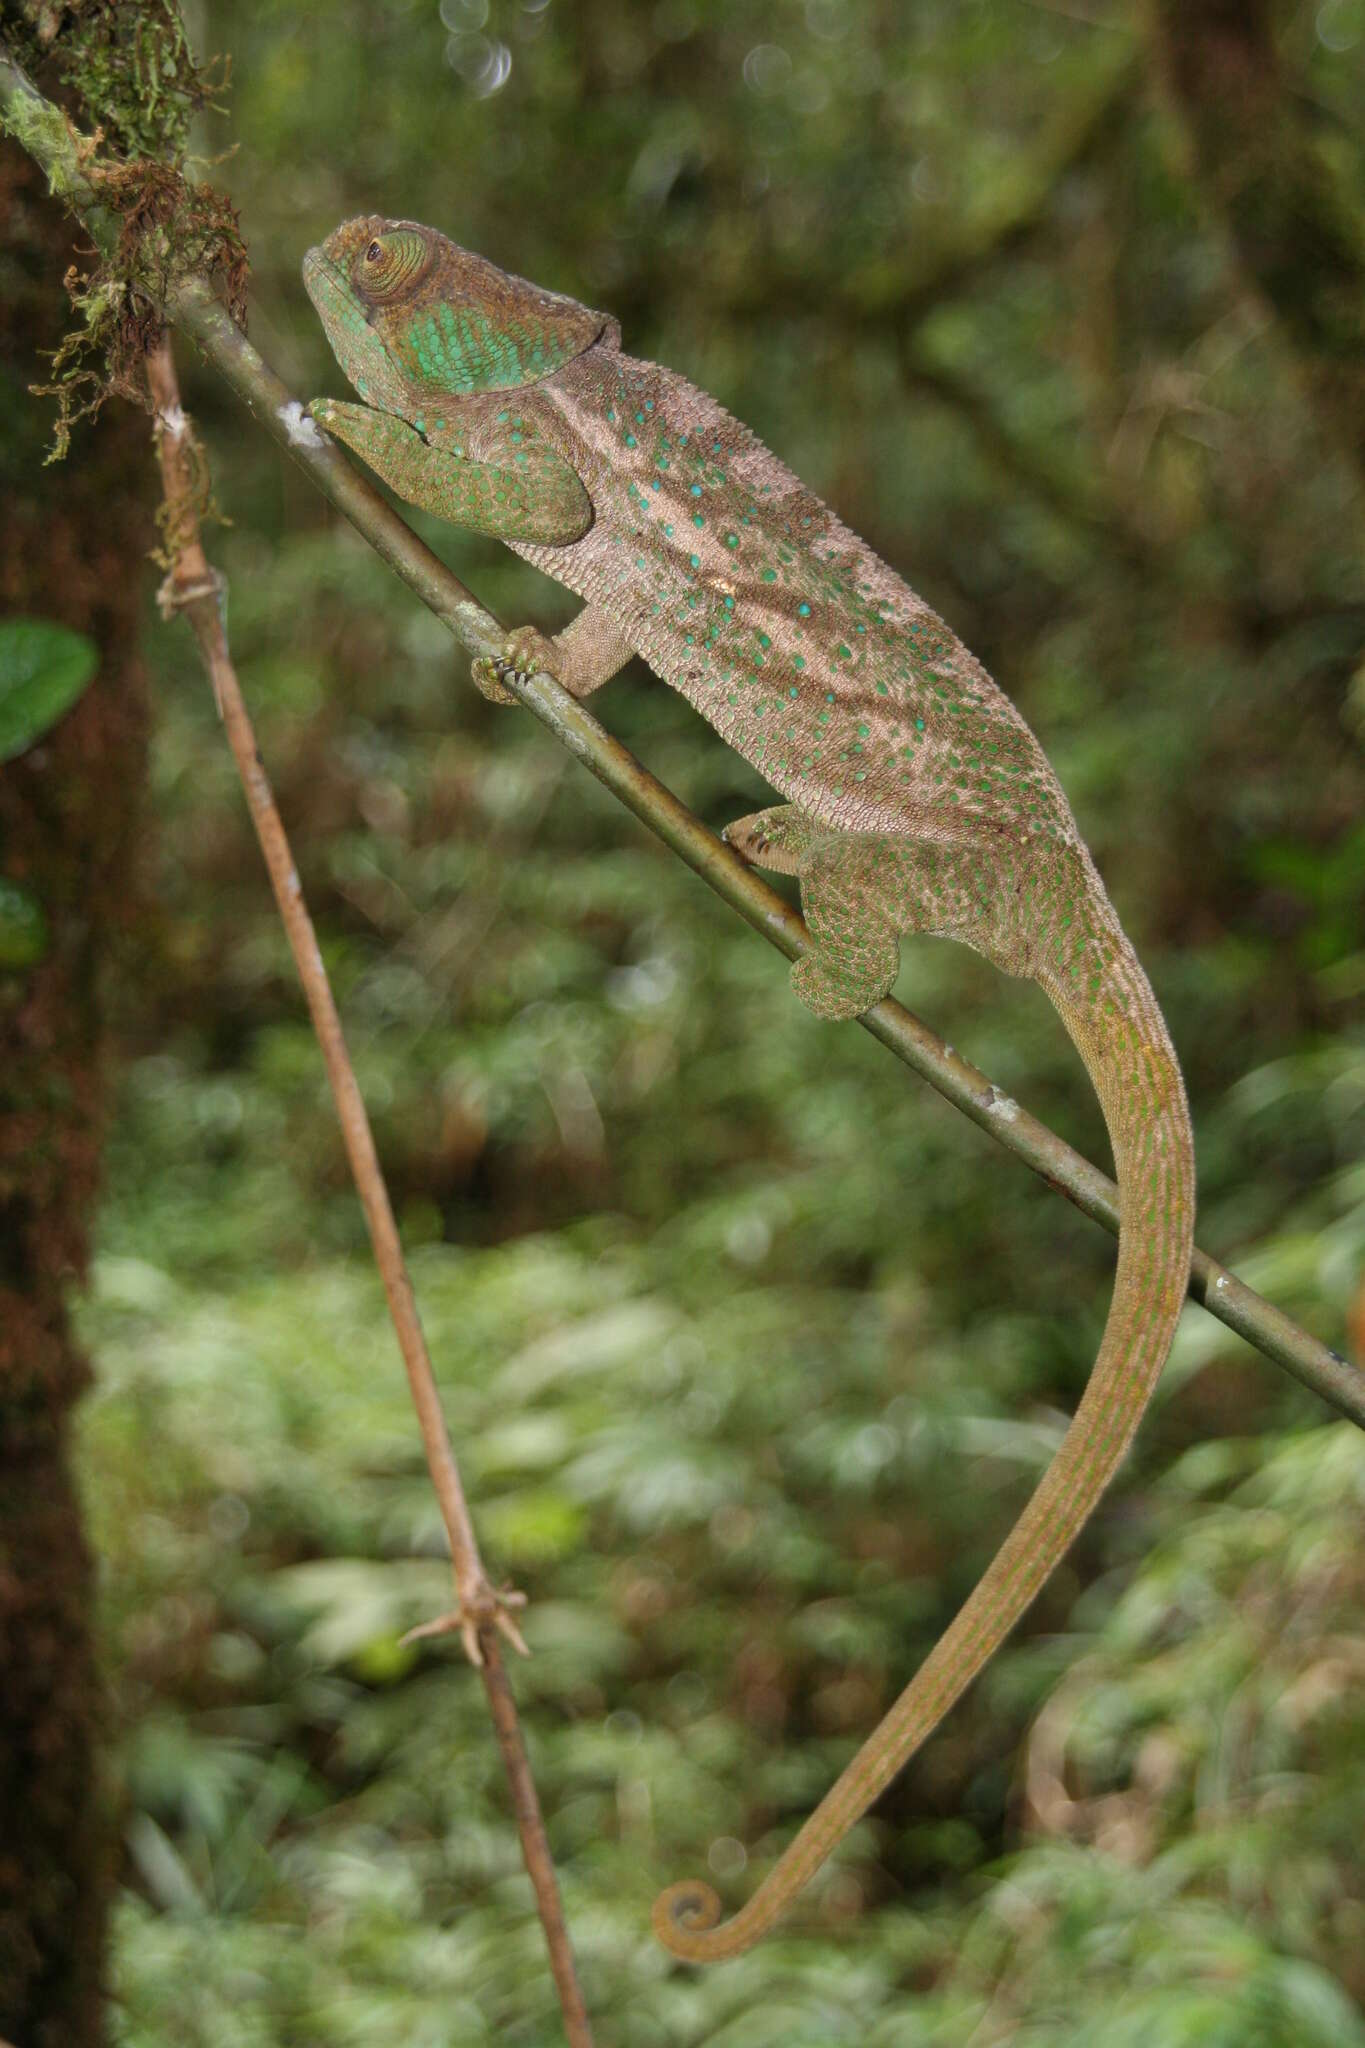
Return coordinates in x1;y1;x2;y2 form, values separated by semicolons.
0;143;151;2048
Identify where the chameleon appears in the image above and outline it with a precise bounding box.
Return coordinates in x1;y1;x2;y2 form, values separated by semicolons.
303;216;1195;1964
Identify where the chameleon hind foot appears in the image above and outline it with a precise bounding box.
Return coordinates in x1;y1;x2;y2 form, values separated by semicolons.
723;803;822;876
725;804;899;1018
793;831;901;1020
791;947;897;1020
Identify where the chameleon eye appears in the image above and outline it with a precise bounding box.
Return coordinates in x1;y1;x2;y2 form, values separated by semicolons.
354;229;430;300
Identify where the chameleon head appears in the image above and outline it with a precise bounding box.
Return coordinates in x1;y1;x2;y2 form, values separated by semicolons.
302;215;615;411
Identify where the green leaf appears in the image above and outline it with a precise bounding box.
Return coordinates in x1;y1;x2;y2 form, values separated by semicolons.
0;618;98;763
0;878;49;968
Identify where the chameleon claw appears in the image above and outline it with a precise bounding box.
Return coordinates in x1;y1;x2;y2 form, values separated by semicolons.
471;628;555;704
470;653;519;704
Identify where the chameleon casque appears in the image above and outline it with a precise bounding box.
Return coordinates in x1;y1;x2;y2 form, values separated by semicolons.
304;216;1195;1964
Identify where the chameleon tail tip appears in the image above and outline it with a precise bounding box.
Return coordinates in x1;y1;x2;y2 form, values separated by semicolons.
651;1878;724;1954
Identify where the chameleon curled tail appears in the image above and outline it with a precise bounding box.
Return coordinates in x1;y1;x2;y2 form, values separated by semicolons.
653;823;1195;1962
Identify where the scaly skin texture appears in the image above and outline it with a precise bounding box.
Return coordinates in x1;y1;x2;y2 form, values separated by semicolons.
304;217;1196;1962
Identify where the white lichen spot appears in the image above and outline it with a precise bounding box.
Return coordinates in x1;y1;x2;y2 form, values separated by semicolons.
279;401;326;449
987;1087;1020;1122
156;403;188;441
1214;1272;1229;1292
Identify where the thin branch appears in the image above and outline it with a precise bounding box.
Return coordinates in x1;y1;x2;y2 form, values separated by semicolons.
1;48;1359;1439
144;334;593;2048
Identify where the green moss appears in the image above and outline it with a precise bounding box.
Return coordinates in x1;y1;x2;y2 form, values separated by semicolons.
0;5;246;459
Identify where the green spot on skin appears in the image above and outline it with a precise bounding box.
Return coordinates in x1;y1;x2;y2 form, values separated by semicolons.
762;569;777;583
693;514;704;528
798;602;811;617
838;644;852;659
726;533;739;549
691;484;702;497
625;434;637;448
794;656;806;670
689;554;701;570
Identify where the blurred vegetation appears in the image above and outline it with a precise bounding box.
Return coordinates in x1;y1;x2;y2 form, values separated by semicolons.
12;0;1362;2038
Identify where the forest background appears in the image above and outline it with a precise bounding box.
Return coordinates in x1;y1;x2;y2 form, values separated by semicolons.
2;1;1364;2043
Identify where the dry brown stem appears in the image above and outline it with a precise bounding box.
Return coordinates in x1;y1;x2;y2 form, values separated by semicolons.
145;333;595;2048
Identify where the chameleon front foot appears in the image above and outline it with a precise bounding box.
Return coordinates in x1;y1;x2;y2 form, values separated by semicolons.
471;625;559;705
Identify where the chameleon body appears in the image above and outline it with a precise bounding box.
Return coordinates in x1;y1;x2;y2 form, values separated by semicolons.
304;217;1195;1963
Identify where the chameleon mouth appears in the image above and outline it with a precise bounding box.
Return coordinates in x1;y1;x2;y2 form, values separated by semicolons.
300;243;331;292
302;243;377;308
302;244;354;317
301;245;410;418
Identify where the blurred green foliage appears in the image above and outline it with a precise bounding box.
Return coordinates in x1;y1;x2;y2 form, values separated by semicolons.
61;0;1365;2039
0;616;97;762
